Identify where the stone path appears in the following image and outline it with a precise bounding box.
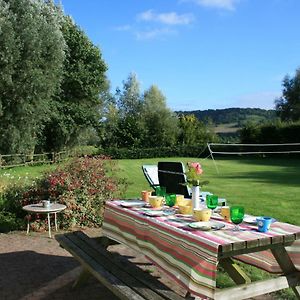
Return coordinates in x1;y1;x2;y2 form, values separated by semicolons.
0;229;276;300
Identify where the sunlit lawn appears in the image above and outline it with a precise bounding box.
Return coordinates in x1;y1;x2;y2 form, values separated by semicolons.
120;156;300;226
0;164;56;192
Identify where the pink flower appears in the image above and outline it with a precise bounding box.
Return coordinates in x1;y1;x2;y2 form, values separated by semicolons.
190;162;203;175
186;162;208;187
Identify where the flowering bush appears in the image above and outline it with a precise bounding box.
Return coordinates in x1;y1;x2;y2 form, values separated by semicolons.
1;155;128;232
185;162;209;187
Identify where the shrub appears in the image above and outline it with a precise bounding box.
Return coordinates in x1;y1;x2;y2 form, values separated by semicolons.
0;183;33;232
0;155;128;232
240;121;300;144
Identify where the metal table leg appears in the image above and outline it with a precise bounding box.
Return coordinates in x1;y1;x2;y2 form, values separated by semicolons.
47;213;51;238
26;216;30;234
54;212;58;231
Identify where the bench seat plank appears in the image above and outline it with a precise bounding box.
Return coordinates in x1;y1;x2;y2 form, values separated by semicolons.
56;231;186;300
73;232;187;300
56;234;144;300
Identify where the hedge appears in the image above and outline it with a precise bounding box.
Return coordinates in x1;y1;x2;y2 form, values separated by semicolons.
99;145;210;159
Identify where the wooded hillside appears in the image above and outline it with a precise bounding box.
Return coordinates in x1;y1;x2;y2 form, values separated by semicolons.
176;108;277;126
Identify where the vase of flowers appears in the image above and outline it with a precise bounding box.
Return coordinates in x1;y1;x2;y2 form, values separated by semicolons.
191;185;200;209
186;162;208;210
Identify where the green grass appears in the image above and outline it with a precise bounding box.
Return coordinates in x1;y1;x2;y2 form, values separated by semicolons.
119;156;300;226
0;164;55;192
214;123;240;133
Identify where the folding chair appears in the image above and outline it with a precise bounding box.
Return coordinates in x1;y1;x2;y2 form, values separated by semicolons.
157;161;191;198
141;165;160;191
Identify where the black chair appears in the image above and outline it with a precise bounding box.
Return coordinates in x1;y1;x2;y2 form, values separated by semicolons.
157;162;191;198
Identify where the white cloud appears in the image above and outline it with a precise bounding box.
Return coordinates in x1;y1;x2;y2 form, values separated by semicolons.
135;28;177;40
137;9;194;25
188;0;240;11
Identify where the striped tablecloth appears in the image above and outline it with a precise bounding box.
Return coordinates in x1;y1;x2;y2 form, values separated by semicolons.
102;201;300;299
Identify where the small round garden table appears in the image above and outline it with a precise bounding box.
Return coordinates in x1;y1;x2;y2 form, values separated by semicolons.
22;203;66;238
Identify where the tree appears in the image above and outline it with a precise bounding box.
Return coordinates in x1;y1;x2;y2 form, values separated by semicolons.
41;16;108;152
141;85;178;147
275;68;300;122
112;73;145;148
178;115;200;145
178;114;217;146
117;73;142;116
0;0;65;154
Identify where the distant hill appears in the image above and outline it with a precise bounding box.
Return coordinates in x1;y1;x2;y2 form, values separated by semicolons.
176;107;278;142
176;108;277;127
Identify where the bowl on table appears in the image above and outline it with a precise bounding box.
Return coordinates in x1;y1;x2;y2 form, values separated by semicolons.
149;196;164;208
176;198;192;207
178;204;192;215
193;208;212;222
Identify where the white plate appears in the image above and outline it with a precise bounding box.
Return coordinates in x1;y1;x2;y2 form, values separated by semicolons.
176;214;193;218
144;210;165;217
119;200;145;208
188;221;225;231
243;215;258;224
244;215;277;225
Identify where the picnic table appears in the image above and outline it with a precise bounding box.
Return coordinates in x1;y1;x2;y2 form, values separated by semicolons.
102;200;300;300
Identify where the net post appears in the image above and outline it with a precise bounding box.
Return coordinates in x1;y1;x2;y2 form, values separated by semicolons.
207;143;219;174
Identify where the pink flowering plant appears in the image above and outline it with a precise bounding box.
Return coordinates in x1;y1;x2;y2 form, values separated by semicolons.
13;155;128;231
186;162;209;187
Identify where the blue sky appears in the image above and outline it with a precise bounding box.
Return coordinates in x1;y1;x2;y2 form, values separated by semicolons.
59;0;300;111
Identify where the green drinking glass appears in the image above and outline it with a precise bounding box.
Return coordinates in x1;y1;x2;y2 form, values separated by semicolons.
165;194;176;207
206;194;218;210
155;186;167;197
230;206;245;231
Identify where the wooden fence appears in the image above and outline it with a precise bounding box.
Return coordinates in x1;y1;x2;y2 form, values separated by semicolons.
0;151;71;168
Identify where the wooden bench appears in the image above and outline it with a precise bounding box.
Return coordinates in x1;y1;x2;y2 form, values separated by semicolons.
55;231;189;300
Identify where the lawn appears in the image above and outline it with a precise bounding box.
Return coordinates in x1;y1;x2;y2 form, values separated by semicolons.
0;164;56;193
119;156;300;226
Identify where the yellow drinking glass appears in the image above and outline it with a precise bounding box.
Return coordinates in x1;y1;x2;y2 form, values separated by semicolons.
149;196;164;208
178;205;192;215
193;209;212;222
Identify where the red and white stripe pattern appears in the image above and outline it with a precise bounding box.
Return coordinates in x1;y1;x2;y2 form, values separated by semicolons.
102;201;300;299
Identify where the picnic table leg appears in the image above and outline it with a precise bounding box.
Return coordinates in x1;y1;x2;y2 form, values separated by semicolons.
271;246;300;299
219;258;251;285
72;268;91;289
